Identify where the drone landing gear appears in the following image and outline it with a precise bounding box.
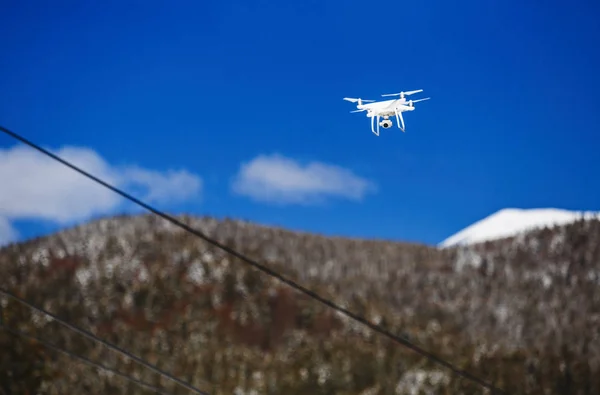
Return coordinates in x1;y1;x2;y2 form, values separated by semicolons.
395;110;406;133
371;115;380;136
370;113;406;136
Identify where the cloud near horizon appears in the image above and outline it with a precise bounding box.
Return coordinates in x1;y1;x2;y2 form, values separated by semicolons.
0;144;202;245
232;154;376;205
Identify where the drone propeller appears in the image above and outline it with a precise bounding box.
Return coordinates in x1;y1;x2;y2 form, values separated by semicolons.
406;97;430;106
350;109;365;113
381;89;423;98
343;97;375;103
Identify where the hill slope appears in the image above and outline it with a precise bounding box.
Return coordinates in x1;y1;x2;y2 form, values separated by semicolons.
1;213;599;394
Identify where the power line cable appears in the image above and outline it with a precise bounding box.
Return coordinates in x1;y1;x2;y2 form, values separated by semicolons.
0;289;211;395
0;125;506;394
0;323;176;395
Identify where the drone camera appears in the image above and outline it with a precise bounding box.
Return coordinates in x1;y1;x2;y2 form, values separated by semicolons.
380;119;393;129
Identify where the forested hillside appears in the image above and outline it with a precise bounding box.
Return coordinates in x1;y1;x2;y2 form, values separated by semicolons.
1;214;599;394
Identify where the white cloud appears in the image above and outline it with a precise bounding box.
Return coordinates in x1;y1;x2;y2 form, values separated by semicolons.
232;154;376;205
0;217;18;245
0;144;202;245
121;166;202;205
0;145;122;223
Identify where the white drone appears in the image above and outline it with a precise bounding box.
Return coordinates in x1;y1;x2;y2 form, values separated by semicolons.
343;89;430;136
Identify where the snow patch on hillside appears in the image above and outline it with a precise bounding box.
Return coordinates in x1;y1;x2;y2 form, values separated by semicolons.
439;208;600;248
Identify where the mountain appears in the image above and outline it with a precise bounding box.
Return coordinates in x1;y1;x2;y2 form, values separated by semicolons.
1;213;599;394
439;207;600;248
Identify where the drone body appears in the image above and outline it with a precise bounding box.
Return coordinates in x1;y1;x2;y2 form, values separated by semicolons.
343;90;430;136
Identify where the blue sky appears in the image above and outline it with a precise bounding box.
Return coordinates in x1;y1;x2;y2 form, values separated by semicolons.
1;0;599;246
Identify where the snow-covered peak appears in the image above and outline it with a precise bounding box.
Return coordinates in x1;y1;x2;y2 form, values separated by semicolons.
439;208;600;248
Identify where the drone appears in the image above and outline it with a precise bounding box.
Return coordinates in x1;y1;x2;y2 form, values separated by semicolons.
343;89;430;136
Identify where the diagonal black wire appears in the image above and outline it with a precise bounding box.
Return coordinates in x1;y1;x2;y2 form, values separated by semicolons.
0;294;172;394
0;125;506;394
0;323;176;395
0;289;211;395
0;323;177;395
